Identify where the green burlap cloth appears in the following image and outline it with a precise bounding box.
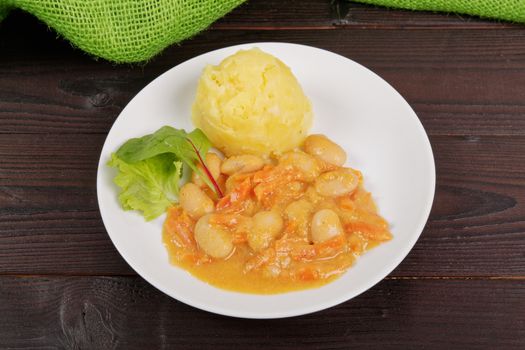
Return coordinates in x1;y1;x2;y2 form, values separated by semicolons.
355;0;525;23
0;0;524;63
0;0;245;62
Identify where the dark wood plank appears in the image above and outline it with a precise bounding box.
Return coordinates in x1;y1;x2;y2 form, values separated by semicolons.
217;0;518;29
0;276;523;349
398;135;525;276
1;2;522;346
1;17;525;135
0;133;133;275
0;134;524;276
332;2;521;29
216;0;336;28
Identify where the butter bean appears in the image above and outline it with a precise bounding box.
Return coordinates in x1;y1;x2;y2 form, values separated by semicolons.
279;151;320;182
221;155;264;175
247;211;284;252
303;134;346;166
314;170;358;197
285;199;314;239
194;214;234;258
311;209;343;243
179;183;214;220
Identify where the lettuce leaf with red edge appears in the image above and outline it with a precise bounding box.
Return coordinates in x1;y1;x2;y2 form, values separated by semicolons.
108;126;211;220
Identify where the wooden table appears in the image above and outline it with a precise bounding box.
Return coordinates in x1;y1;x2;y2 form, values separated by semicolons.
1;1;524;348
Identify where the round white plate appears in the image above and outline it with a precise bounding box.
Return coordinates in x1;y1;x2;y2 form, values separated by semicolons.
97;42;435;319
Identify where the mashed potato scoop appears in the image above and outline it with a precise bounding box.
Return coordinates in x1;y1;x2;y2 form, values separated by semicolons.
192;48;313;156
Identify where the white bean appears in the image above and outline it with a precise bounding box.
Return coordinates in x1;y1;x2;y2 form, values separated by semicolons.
179;183;214;220
192;152;222;187
303;134;346;166
221;155;264;175
194;214;233;258
284;199;314;238
311;209;343;243
279;151;320;182
247;211;284;252
314;170;358;197
285;199;314;222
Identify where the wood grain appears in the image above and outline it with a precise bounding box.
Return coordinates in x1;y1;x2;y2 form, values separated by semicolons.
1;14;525;135
217;0;520;29
0;134;523;276
1;2;524;346
0;276;523;349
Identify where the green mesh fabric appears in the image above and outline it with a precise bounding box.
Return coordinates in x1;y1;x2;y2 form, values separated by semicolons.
354;0;525;23
0;1;524;63
0;0;245;63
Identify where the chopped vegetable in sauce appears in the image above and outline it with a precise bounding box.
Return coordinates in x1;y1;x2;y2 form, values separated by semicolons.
163;134;392;294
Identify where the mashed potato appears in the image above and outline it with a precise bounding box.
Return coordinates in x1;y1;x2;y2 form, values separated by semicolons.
192;48;312;156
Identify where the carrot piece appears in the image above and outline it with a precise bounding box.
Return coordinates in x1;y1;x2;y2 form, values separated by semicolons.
337;196;356;211
232;233;248;244
291;245;317;261
296;267;320;281
164;206;196;249
314;234;346;258
253;167;303;208
344;222;392;242
244;248;276;272
252;165;277;184
216;178;252;211
283;221;298;235
274;238;316;262
208;213;242;226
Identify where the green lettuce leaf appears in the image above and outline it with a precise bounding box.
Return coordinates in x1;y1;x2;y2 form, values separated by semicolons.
116;126;210;166
108;152;182;221
108;126;212;221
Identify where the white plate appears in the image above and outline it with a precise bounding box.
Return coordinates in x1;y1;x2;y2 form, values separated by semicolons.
97;42;435;319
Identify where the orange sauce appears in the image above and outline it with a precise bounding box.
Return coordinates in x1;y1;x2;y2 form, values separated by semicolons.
163;150;392;294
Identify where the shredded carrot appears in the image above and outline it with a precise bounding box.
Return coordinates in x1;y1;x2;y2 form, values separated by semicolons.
244;248;276;272
252;165;277;183
164;206;195;249
337;196;356;211
232;233;248;244
291;245;317;261
314;234;346;257
208;213;243;226
283;221;298;236
345;222;392;241
296;267;320;281
274;238;316;262
253;167;302;208
216;178;252;211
